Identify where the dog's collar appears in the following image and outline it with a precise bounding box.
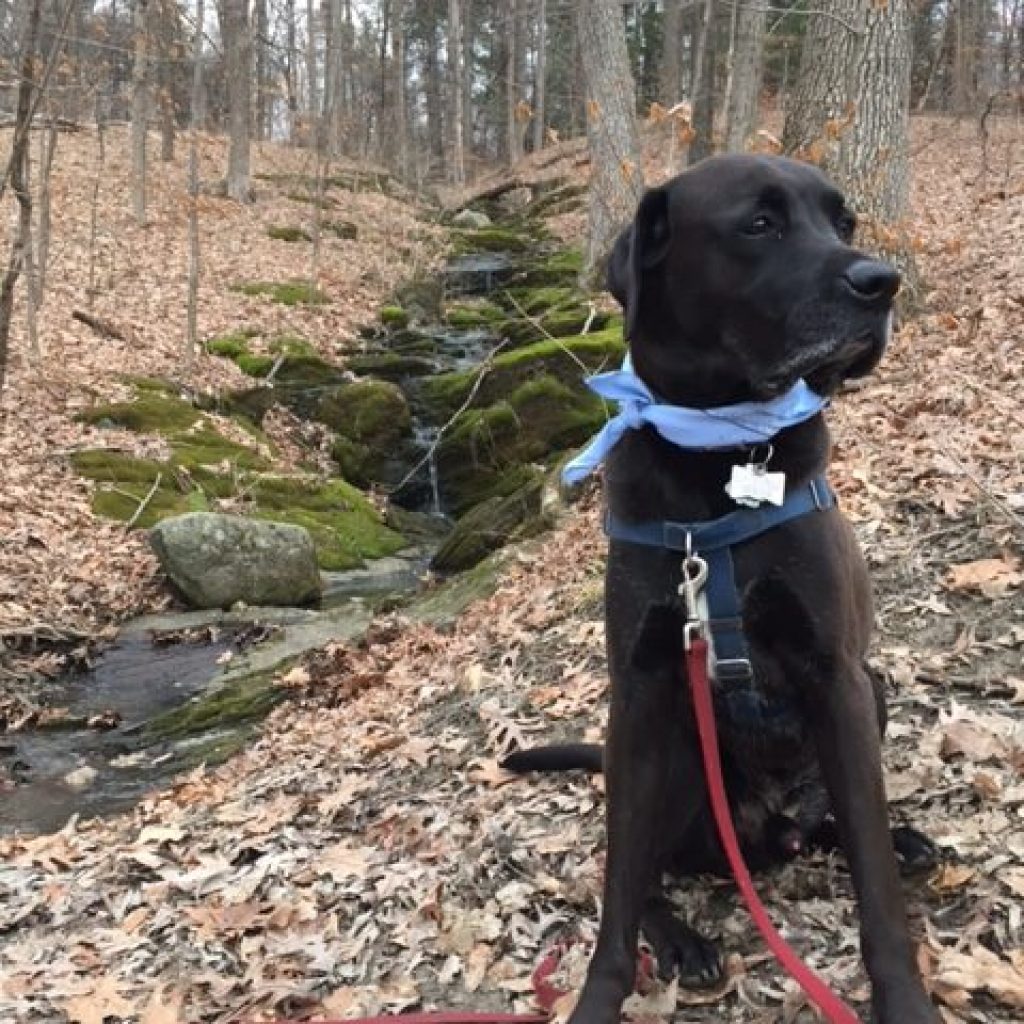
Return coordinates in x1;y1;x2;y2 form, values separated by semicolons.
561;360;827;486
606;475;835;733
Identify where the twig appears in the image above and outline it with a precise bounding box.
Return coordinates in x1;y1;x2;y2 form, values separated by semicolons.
387;339;513;498
72;308;126;340
127;473;163;528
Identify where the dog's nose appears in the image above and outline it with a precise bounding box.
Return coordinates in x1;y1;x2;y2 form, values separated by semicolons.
842;259;901;304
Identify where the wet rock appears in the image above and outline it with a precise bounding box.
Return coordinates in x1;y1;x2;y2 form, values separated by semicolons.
150;513;322;609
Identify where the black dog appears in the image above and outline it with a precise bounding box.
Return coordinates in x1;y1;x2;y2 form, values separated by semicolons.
503;155;937;1024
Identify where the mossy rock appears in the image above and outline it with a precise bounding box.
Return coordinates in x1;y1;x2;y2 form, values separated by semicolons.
169;425;270;472
269;334;317;358
78;394;202;434
406;549;506;628
122;375;181;396
499;308;611;347
207;333;252;359
514;248;584;288
144;669;283;743
434;375;610;515
431;474;547;574
380;305;410;329
248;476;406;571
204;387;276;425
501;285;579;316
234;280;329;306
444;299;505;329
316;378;411;442
417;321;625;423
346;352;436;381
388;329;438;355
92;483;203;529
526;183;588;219
268;225;312;243
325;220;359;240
452;227;535;254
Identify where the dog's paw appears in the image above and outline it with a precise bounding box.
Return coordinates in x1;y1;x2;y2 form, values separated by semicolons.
892;825;939;876
640;904;723;987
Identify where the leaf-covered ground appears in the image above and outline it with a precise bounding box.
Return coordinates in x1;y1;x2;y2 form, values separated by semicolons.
1;118;1022;1023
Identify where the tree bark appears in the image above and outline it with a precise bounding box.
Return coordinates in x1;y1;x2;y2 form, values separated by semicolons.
448;0;465;182
577;0;645;280
659;0;684;103
688;0;717;164
724;0;766;152
0;0;43;395
131;0;149;222
222;0;252;201
532;0;547;152
186;0;205;373
783;1;916;285
254;0;268;140
306;0;318;119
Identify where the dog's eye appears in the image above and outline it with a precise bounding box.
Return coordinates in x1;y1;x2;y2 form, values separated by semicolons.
744;214;776;237
837;213;857;241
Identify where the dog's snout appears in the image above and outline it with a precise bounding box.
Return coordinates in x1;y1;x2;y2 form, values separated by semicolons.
841;259;901;305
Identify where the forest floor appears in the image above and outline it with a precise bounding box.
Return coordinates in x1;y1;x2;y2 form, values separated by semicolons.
1;117;1023;1024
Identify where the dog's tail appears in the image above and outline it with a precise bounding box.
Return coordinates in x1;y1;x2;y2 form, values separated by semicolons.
501;742;604;774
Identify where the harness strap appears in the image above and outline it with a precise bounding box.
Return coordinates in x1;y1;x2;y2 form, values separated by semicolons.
606;475;835;686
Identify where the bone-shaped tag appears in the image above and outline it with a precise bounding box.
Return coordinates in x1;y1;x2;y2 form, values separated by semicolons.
725;463;787;507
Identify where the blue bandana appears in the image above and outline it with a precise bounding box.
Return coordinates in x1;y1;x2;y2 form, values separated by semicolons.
562;362;827;485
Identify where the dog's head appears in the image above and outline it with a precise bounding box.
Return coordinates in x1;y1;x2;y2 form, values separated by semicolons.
608;155;898;405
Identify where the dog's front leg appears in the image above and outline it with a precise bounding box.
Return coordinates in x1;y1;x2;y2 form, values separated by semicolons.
813;663;935;1024
570;603;702;1024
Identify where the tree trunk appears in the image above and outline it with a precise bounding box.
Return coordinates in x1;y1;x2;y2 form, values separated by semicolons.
688;0;717;164
222;0;252;201
306;0;318;119
659;0;684;103
783;1;916;284
577;0;644;280
424;4;445;168
448;0;465;183
0;0;42;395
507;0;524;164
532;0;547;152
186;0;205;373
393;0;408;178
131;0;149;223
254;0;268;140
724;0;766;152
285;0;298;139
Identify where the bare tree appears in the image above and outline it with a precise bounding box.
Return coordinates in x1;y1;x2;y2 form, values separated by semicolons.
0;0;43;395
131;0;149;222
688;0;718;164
222;0;252;201
448;0;465;182
659;0;685;104
724;0;767;152
186;0;206;372
532;0;548;152
577;0;645;279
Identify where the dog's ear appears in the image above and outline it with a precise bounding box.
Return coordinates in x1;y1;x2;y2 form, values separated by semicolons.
621;186;671;340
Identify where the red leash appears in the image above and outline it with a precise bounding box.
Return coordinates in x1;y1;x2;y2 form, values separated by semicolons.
686;635;861;1024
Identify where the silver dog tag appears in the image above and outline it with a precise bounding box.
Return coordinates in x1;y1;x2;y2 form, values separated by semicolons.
726;463;787;507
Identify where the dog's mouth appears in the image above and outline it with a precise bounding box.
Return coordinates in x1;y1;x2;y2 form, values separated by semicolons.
756;328;886;400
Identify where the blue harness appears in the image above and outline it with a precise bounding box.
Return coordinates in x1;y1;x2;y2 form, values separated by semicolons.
605;474;835;731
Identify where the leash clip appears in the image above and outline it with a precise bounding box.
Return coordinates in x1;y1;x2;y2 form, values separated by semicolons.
679;542;709;651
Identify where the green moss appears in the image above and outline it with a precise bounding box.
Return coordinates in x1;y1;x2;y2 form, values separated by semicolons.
444;299;505;329
236;353;276;377
122;376;180;396
516;247;585;287
144;670;283;742
452;227;534;254
78;394;202;434
269;334;317;357
431;474;546;574
316;378;411;440
207;334;252;359
418;321;625;422
234;280;329;306
433;375;610;515
527;183;588;219
268;225;312;242
71;449;166;483
407;550;506;628
249;476;406;570
380;305;410;328
169;425;270;472
92;484;195;529
503;285;578;316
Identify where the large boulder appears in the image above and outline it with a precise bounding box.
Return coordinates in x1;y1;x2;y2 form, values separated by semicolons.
150;513;322;609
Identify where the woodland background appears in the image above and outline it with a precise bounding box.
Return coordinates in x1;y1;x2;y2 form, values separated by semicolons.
0;2;1023;1024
